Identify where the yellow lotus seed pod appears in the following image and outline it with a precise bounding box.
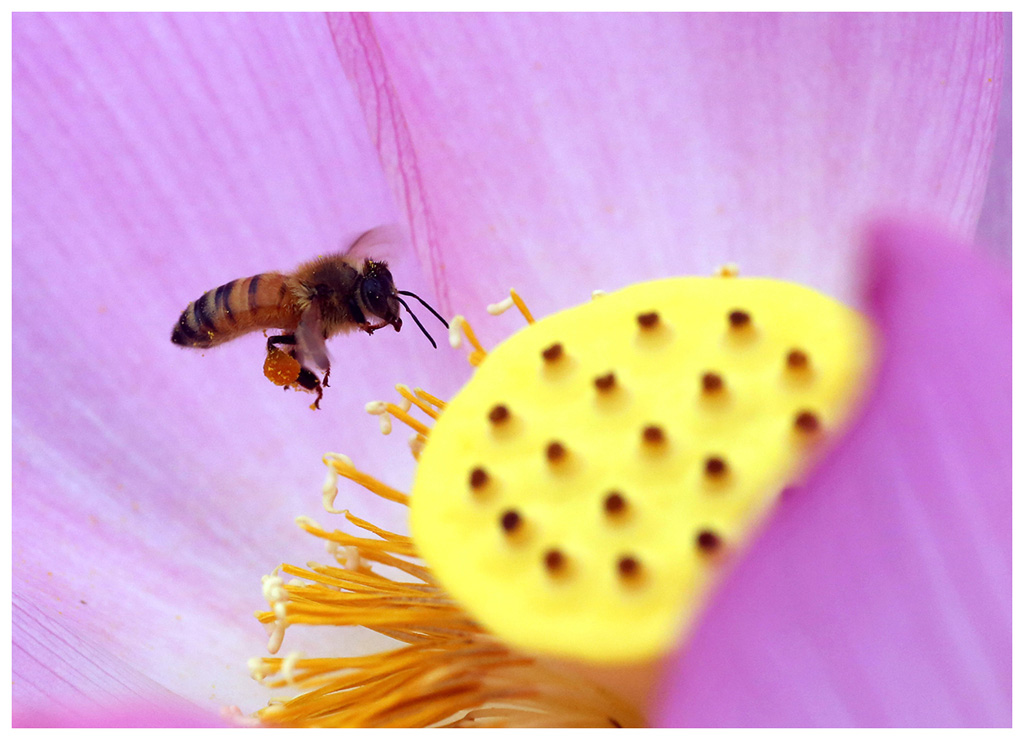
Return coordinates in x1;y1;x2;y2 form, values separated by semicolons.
411;276;875;665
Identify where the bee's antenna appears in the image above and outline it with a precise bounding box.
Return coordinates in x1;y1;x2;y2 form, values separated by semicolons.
395;295;439;349
397;291;449;329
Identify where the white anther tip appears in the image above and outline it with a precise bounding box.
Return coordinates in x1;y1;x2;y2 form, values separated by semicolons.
247;658;265;680
323;452;354;469
449;316;465;347
487;296;515;315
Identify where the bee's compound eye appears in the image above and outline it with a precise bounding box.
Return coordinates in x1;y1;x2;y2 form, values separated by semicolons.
361;278;392;317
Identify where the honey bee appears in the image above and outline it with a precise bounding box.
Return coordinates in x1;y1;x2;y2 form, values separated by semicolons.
171;228;447;409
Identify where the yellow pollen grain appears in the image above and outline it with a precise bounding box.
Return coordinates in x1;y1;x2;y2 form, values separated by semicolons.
410;275;875;664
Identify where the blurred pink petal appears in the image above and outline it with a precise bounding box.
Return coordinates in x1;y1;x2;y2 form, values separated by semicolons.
975;13;1012;260
15;702;226;729
331;12;1004;328
653;222;1010;726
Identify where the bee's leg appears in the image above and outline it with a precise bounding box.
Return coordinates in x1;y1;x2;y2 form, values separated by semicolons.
267;334;297;351
359;321;388;336
295;367;324;410
322;365;331;388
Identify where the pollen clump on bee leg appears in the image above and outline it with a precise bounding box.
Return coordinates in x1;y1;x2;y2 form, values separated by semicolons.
410;276;875;665
263;345;301;387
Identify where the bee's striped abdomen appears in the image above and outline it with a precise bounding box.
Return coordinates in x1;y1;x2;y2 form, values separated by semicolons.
171;272;300;348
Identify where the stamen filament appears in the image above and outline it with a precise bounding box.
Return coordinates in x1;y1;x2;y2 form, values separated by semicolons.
383;403;432;437
414;387;448;411
396;384;440;419
322;453;410;507
509;288;535;324
486;289;535;324
449;315;488;366
294;517;417;557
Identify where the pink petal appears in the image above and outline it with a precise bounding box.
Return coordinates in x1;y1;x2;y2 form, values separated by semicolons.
13;12;441;718
652;222;1010;726
15;701;225;729
330;13;1004;329
975;12;1012;260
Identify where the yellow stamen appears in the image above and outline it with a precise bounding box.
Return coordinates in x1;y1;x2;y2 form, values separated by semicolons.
321;452;409;508
487;288;535;324
413;386;448;411
382;402;431;437
396;384;440;420
508;288;535;323
448;315;487;366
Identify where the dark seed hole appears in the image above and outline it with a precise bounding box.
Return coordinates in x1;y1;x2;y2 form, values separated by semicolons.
594;372;617;392
617;555;641;579
546;441;567;462
541;342;564;362
786;349;809;369
701;372;724;393
704;456;728;477
488;404;510;424
544;548;566;573
696;529;722;553
637;311;660;329
469;467;489;490
794;410;821;434
603;491;627;516
728;309;751;328
500;509;522;534
642;425;665;445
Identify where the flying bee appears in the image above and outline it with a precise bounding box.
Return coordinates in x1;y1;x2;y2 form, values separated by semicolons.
170;228;447;409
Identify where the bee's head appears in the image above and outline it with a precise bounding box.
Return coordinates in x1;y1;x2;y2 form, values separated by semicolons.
360;259;449;349
360;260;402;331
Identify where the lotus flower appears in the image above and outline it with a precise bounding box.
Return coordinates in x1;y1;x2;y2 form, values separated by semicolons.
12;12;1009;727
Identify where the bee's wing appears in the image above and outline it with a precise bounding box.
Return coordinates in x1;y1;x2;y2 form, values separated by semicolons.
343;224;407;263
295;303;331;373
